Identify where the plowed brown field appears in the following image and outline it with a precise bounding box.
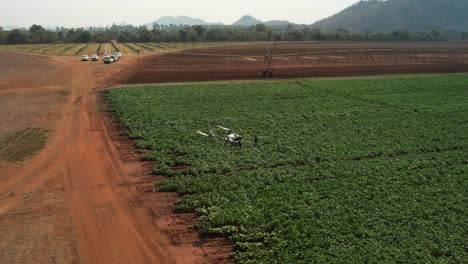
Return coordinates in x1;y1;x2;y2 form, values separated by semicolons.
126;41;468;83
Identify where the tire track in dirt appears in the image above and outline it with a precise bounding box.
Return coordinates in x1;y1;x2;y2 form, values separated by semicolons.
0;52;232;264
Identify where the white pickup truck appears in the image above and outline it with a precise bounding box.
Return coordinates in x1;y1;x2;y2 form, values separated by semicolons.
103;54;114;64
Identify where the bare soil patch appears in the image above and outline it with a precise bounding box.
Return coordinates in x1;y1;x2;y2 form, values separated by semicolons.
0;128;47;161
126;41;468;83
0;52;62;89
0;52;79;263
101;100;234;263
0;51;234;264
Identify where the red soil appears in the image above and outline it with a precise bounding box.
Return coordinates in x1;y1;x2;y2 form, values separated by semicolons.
125;41;468;83
0;52;232;264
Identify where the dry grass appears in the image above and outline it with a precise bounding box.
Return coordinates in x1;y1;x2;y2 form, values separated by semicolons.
0;128;47;161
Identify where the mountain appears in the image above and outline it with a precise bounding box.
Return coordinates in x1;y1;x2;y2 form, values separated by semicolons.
45;25;62;31
312;0;468;32
147;16;222;27
146;15;293;28
232;16;293;27
232;15;263;26
1;25;18;30
263;20;293;27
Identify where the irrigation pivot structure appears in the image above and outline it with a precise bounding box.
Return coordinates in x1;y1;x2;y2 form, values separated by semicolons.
263;41;277;77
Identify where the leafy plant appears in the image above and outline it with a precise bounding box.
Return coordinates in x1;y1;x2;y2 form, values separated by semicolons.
106;74;468;262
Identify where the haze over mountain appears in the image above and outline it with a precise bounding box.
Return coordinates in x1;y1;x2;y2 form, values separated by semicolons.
1;25;17;30
5;0;466;33
233;15;293;26
146;16;222;28
312;0;468;32
232;15;263;26
263;20;293;27
1;24;61;30
145;15;293;28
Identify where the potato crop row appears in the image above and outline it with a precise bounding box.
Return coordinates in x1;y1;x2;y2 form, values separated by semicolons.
106;74;468;262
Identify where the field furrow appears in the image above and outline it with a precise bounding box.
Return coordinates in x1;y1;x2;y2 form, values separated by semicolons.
113;43;134;55
105;74;468;263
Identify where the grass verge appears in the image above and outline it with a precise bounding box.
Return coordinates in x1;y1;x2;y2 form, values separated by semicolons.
0;128;47;161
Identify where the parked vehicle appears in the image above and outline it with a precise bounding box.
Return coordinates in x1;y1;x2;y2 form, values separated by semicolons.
91;54;99;61
115;52;122;58
81;55;89;61
103;56;114;64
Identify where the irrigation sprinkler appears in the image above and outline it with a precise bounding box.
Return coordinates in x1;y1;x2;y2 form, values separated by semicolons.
137;49;140;65
360;49;376;63
263;42;277;77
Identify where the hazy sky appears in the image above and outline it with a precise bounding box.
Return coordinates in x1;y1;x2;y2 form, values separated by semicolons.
2;0;360;28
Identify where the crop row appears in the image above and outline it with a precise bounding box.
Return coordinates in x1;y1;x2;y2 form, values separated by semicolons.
108;75;468;176
159;150;467;262
0;43;99;55
0;42;243;56
105;74;468;262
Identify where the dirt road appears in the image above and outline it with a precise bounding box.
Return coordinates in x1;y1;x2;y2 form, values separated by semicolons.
0;53;230;263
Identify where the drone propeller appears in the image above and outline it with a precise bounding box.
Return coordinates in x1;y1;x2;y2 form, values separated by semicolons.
196;131;210;137
217;125;231;131
197;130;226;140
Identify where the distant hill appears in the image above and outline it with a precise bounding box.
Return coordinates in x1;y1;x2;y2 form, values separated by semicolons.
1;25;61;31
232;15;263;26
312;0;468;32
146;15;294;28
232;15;293;27
146;16;222;27
1;25;18;30
263;20;293;27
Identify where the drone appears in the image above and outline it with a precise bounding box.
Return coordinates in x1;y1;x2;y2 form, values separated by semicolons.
197;125;260;149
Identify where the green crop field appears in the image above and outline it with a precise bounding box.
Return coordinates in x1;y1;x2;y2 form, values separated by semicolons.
105;74;467;263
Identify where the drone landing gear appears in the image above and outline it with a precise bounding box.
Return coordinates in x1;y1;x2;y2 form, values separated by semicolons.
224;140;242;150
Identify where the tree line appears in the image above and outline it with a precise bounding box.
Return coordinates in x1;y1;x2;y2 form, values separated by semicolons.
1;23;467;44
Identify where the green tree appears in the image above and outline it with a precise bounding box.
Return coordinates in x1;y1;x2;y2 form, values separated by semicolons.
392;31;410;40
255;23;266;33
139;30;154;42
152;23;160;30
71;29;92;43
336;28;350;40
29;24;47;43
117;31;137;43
43;31;57;43
5;29;28;44
206;28;224;41
430;28;444;39
462;31;468;40
192;25;206;40
0;27;5;44
287;30;304;41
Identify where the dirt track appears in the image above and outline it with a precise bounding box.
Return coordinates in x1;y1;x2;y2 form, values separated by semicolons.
126;41;468;83
0;52;230;263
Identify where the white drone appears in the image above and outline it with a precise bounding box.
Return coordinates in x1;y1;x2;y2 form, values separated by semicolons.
197;125;260;149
